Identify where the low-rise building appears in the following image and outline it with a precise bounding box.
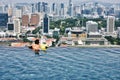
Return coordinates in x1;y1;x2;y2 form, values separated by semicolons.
85;32;109;45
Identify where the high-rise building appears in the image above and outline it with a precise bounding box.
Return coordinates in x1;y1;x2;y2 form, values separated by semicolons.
7;4;13;17
107;16;115;33
42;2;48;13
31;3;35;13
52;3;55;12
60;3;64;16
14;9;22;18
68;0;72;16
52;3;58;15
43;14;49;34
13;18;21;34
0;4;5;13
22;14;29;27
30;13;39;26
86;21;98;33
0;13;8;28
38;2;41;12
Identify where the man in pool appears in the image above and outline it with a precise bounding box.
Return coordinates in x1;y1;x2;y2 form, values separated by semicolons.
28;39;40;54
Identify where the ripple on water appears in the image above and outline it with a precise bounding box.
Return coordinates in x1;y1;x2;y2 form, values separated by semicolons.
0;47;120;80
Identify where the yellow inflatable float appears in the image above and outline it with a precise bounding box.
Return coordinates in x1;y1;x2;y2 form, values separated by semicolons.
40;43;48;51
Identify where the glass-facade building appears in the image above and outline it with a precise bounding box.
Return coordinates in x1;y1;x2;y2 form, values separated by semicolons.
7;23;14;30
43;14;49;34
0;13;8;28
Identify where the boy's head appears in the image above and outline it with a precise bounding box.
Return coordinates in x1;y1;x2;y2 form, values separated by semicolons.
35;39;39;44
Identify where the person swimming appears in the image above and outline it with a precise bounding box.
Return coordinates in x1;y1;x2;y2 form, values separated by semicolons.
28;39;40;54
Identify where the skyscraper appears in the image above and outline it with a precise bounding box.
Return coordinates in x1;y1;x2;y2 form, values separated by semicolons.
30;13;39;26
0;4;5;13
14;9;22;18
7;5;13;17
52;3;55;12
43;14;49;34
38;2;41;12
68;0;72;16
13;18;21;34
22;14;29;27
42;2;48;13
31;4;34;13
107;16;115;33
0;13;8;29
60;3;64;16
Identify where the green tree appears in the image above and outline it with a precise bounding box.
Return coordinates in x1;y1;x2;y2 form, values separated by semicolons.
32;27;41;34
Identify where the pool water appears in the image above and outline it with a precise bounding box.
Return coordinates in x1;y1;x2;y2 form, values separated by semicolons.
0;47;120;80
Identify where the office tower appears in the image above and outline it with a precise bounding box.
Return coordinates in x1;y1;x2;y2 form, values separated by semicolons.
0;4;5;13
13;18;21;34
107;16;115;33
31;3;35;13
0;13;8;29
30;14;39;26
22;14;29;27
97;7;103;15
43;14;49;34
52;3;58;15
68;0;72;16
42;2;48;13
8;7;13;17
60;3;64;16
86;21;98;33
14;9;22;18
38;2;41;12
7;4;13;17
52;3;55;12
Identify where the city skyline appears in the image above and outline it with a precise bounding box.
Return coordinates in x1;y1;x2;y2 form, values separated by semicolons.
1;0;120;4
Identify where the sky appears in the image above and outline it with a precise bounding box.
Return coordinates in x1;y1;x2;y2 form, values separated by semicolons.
1;0;120;4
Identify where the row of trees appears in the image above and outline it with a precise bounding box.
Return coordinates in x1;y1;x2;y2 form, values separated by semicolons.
105;36;120;45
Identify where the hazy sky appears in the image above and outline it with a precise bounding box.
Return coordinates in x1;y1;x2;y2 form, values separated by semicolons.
2;0;120;4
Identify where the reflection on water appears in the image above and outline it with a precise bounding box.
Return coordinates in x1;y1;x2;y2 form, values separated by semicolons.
0;46;120;80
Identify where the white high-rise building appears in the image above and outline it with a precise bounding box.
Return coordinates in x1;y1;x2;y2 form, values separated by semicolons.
107;16;115;33
13;18;21;34
7;4;13;17
86;21;98;33
14;9;22;18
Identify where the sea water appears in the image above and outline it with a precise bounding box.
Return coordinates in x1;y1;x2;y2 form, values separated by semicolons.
0;46;120;80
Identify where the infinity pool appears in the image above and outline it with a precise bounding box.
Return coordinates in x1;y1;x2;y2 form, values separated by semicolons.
0;46;120;80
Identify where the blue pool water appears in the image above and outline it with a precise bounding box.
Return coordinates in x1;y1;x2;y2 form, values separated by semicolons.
0;46;120;80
